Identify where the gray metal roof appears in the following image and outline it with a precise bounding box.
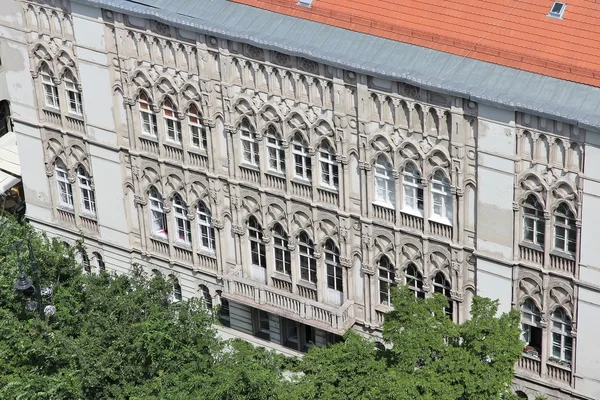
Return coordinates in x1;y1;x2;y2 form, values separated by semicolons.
78;0;600;130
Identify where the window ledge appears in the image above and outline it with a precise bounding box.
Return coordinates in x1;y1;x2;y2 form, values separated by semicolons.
198;249;217;258
266;170;286;179
318;185;339;193
372;201;394;209
150;234;169;242
57;205;75;213
165;141;183;148
519;242;544;252
43;106;60;114
80;211;97;220
66;112;84;121
291;177;311;186
140;134;158;142
428;217;452;226
272;271;292;283
550;250;575;260
547;359;572;370
401;208;423;218
297;280;317;290
240;163;259;171
188;148;208;156
375;304;394;313
174;241;192;250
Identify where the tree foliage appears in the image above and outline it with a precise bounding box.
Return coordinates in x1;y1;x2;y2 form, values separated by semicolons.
0;218;524;399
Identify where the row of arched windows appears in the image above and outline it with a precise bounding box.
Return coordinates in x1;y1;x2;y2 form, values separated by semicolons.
54;159;96;215
148;187;216;252
521;194;577;254
39;64;83;116
138;92;208;150
239;118;339;189
521;298;573;363
374;155;452;224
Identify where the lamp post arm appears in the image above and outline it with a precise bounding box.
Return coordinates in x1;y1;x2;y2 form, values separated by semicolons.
27;234;44;321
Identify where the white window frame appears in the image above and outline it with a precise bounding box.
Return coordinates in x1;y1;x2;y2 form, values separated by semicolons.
55;160;73;208
298;233;317;283
41;67;59;109
378;256;395;306
188;106;207;149
164;100;182;144
77;166;96;215
553;203;576;254
197;202;215;253
240;120;259;166
139;93;158;137
403;163;424;216
325;240;342;292
431;170;452;224
521;298;542;354
319;142;339;189
273;224;291;275
405;264;425;299
523;195;545;247
374;156;395;206
248;217;266;269
293;135;312;181
266;127;286;174
64;73;82;115
149;187;168;238
551;307;573;363
173;195;191;245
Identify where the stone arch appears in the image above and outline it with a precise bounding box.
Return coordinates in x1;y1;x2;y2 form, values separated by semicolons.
265;200;286;229
369;134;392;152
188;179;209;204
518;273;544;309
290;209;312;237
284;110;309;130
232;95;257;116
548;281;574;317
400;240;423;270
371;151;393;168
158;92;178;110
313;118;334;137
315;135;336;153
551;179;577;204
398;140;423;164
141;166;162;193
316;216;339;245
258;102;284;123
426;147;451;171
241;193;261;218
164;171;185;199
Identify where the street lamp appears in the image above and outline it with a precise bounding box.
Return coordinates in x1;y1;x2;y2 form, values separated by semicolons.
11;231;54;321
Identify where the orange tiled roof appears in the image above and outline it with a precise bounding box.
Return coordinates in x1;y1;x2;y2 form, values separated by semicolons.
231;0;600;87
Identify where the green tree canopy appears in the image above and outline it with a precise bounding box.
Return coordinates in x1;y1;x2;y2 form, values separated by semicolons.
0;218;525;400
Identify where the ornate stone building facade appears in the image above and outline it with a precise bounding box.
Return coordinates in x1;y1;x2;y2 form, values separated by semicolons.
0;0;598;399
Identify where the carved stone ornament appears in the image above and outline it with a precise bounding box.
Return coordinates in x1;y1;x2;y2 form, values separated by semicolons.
299;58;318;74
400;83;420;99
212;218;224;230
314;249;322;259
287;239;297;251
208;188;218;202
245;44;263;60
153;21;170;36
338;227;348;243
450;290;464;302
187;207;196;220
262;232;271;244
422;283;431;293
272;51;290;66
231;224;245;236
362;234;373;248
45;163;54;177
361;263;375;275
339;257;351;268
134;195;147;207
230;195;240;209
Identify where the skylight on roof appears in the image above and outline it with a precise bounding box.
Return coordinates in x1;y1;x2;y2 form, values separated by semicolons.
548;2;566;19
297;0;313;8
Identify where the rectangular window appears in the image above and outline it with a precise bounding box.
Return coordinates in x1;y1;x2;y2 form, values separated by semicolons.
166;118;182;143
65;80;82;115
42;73;59;109
274;237;291;275
254;309;270;340
141;111;158;137
79;178;96;213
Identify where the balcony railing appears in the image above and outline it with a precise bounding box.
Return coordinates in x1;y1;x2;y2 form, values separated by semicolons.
373;204;396;223
429;220;452;239
80;214;98;233
519;244;544;265
188;151;209;169
317;187;338;206
399;211;423;231
164;143;184;162
517;354;541;375
197;252;217;271
139;136;159;154
56;208;76;225
265;173;286;191
173;244;193;262
297;282;318;301
150;237;169;256
549;253;575;275
42;109;61;126
271;275;292;292
291;180;312;199
547;361;572;385
65;115;85;133
240;165;260;183
222;275;354;333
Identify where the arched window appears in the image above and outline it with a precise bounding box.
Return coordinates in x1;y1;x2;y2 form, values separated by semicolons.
163;98;182;143
139;92;158;136
431;170;452;223
188;104;207;149
55;159;73;208
219;297;231;326
325;240;342;292
197;201;215;252
405;264;424;299
378;256;395;306
171;277;182;302
515;391;528;399
82;250;90;273
551;307;573;363
64;71;82;115
273;223;291;275
266;126;285;173
523;195;545;246
41;65;59;109
200;285;212;310
248;216;266;270
374;155;395;205
521;298;542;355
403;163;423;215
298;232;316;283
92;252;105;273
319;141;339;189
554;203;576;254
149;187;167;237
433;272;453;319
77;166;96;214
292;133;311;181
240;118;259;166
173;195;191;244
